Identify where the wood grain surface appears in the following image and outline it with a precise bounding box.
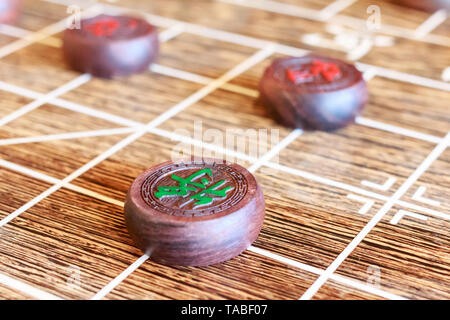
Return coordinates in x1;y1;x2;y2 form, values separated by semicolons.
0;0;448;300
0;283;35;300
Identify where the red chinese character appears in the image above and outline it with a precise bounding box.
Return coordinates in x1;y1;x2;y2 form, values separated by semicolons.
309;59;341;82
86;19;120;36
127;19;138;28
286;68;313;83
287;59;341;83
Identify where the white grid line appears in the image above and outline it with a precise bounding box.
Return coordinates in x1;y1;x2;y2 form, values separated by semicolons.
347;194;375;215
331;13;450;47
220;0;322;20
0;80;44;100
248;129;303;173
0;74;92;127
0;158;125;206
0;4;102;59
0;273;63;300
362;67;377;81
396;200;448;221
356;63;450;92
0;127;142;146
158;24;186;42
265;162;450;222
91;254;150;300
148;127;257;163
299;133;450;300
330;273;406;300
413;9;448;38
51;97;142;127
318;0;359;21
248;246;407;300
150;64;210;85
0;24;62;47
354;117;443;144
0;159;60;184
151;64;260;97
218;0;450;47
41;0;96;9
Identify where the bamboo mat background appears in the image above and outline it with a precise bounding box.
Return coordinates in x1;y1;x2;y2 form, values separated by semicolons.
0;0;449;300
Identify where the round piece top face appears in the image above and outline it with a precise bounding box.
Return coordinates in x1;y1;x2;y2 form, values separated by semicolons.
125;159;265;266
72;14;155;41
269;55;363;93
135;160;253;218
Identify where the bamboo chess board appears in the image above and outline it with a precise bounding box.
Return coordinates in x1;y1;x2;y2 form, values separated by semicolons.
0;0;449;300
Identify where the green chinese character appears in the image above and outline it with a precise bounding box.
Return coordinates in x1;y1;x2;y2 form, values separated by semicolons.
189;180;231;206
154;168;231;207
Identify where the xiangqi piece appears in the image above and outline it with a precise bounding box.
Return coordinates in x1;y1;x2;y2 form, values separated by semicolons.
63;14;159;78
259;55;368;131
124;158;265;266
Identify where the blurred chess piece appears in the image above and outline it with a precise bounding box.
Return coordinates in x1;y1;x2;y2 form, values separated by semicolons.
394;0;450;12
0;0;23;25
